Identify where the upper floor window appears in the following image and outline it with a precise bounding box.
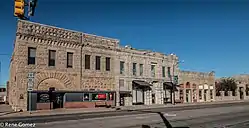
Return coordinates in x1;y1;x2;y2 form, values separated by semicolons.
119;79;124;87
48;50;56;66
120;61;125;74
151;65;156;77
28;47;36;65
132;63;137;76
167;67;171;77
85;55;91;69
67;52;73;68
106;57;110;71
95;56;101;70
162;66;166;77
139;64;143;76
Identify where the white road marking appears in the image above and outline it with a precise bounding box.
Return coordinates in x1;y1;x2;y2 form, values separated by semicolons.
163;113;176;117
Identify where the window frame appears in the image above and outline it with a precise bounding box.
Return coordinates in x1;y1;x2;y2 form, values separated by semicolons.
151;65;156;77
120;61;125;74
48;50;56;67
132;63;137;76
28;47;36;65
67;52;73;68
106;57;111;71
85;55;91;69
162;66;166;77
139;64;143;76
95;56;101;70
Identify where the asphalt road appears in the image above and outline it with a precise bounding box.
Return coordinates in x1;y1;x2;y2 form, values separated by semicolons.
144;110;249;128
31;104;249;128
2;101;249;124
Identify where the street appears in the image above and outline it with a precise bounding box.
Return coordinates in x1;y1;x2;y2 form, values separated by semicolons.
27;102;249;128
2;101;249;123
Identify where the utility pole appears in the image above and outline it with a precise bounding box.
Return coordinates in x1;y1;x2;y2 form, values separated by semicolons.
170;54;183;105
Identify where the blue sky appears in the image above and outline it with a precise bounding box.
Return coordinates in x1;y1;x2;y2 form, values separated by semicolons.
0;0;249;86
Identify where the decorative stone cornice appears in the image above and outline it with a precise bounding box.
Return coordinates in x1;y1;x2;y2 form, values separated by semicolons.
83;34;119;47
16;20;82;46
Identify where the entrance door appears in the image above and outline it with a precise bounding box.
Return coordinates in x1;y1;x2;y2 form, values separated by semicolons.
186;90;190;103
53;93;64;109
204;90;207;101
239;87;244;100
152;94;155;104
136;89;144;105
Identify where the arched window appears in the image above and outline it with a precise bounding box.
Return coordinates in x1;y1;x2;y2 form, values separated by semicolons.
186;82;190;88
186;82;190;86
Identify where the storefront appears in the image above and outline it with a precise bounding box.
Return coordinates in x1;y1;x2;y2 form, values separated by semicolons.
163;82;180;104
28;91;116;111
132;80;152;105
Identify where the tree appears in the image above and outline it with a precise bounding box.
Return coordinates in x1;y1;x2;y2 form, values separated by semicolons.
246;84;249;96
215;82;222;96
216;77;237;96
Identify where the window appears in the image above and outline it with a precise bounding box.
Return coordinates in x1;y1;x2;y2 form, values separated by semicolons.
92;93;106;101
83;93;90;101
120;61;125;74
210;90;213;99
106;57;110;71
65;93;83;102
28;47;36;65
85;55;91;69
199;90;202;100
37;93;50;103
119;79;124;87
139;64;143;76
132;63;137;76
167;67;171;77
67;52;73;68
162;66;166;77
95;56;101;70
151;65;155;77
48;50;56;66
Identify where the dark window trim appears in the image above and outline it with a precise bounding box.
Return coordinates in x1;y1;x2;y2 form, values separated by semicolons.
48;50;56;66
85;55;91;69
132;63;137;76
106;57;111;71
67;52;73;68
95;56;101;70
28;47;36;65
120;61;125;74
162;66;166;77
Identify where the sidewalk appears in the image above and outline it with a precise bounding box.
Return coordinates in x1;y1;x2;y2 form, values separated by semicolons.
1;100;249;118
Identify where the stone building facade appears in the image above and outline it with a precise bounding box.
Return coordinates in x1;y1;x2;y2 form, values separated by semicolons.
215;75;249;101
178;71;215;103
8;20;179;111
116;47;180;106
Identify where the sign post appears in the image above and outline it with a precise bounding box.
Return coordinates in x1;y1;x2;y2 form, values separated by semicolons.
27;72;34;113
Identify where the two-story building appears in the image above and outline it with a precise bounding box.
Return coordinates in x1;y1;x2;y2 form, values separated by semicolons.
8;20;180;111
116;47;180;106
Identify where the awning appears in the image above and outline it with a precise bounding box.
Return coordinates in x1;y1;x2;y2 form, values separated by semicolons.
163;82;179;91
132;80;152;87
119;91;132;94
